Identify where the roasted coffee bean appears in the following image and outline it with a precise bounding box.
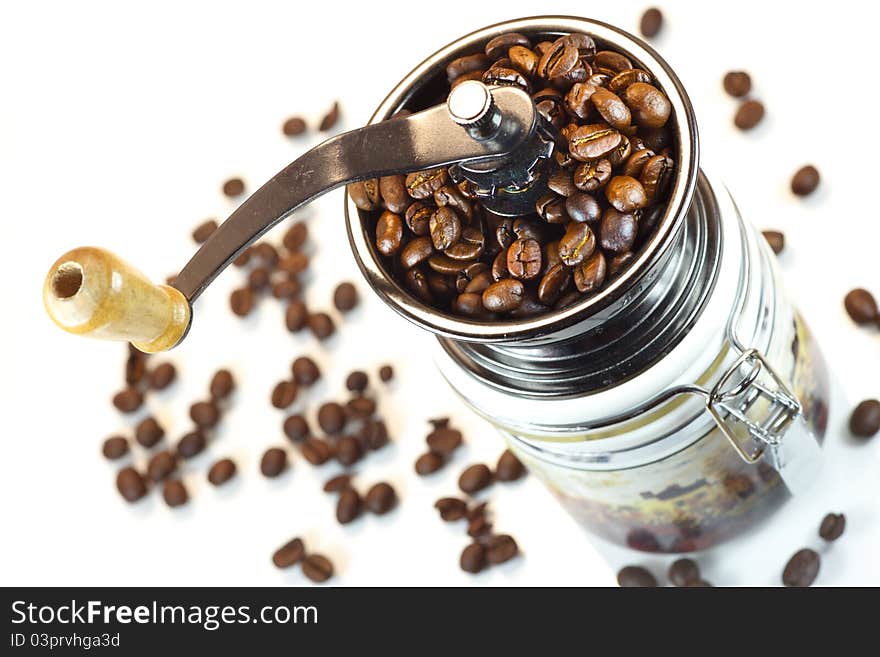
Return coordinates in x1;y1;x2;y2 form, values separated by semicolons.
162;479;188;507
301;437;333;465
623;83;671;128
135;416;165;448
277;252;309;275
207;458;237;486
415;452;445;475
112;387;143;413
282;116;306;136
345;370;368;393
606;175;648;212
460;542;487;574
376;210;404;256
323;474;353;493
336;488;362;524
489;250;508;282
285;300;308;332
534;88;568;128
565;192;601;224
148;362;176;390
399;236;434;269
495;449;525;482
379;365;394;382
270;380;297;409
849;399;880;438
485;32;530;60
554;290;582;309
537;262;571;305
272;537;305;569
248;266;270;291
609;69;653;95
209;369;235;400
176;430;207;459
336;436;363;467
617;565;658;587
622;148;655;179
445;227;484;261
640;154;674;202
513;218;548;242
467;515;492;538
283;414;311;442
116;467;147;503
233;246;252;268
639;7;663;37
435;497;469;521
547;169;577;198
573;251;607;294
404;202;433;236
668;558;701;586
358;418;390;451
459;463;493;494
102;435;129;460
564;82;598;120
482;279;525;313
509;45;539;78
347;396;377;420
844;289;878;324
254;242;279;267
317;402;346;434
791;165;820;196
230;287;255;317
428;253;472;276
762;230;785;255
569;124;623;162
318;101;340;131
222;177;245;197
404;268;433;302
483;64;531;92
538;39;579;80
447;53;491;82
559;222;596;267
307;312;335;340
260;447;287;478
594;50;632;74
349;179;381;211
192;219;217;243
782;548;820;587
723;71;751;98
190;400;220;428
452;292;491;317
379;174;409;214
600;208;638;253
819;512;846;541
573;158;612;192
302;554;334;583
291;356;320;386
333;282;358;312
450;70;485;89
507;238;542;280
406;168;448;200
591;87;631;130
734;99;765;130
429;206;462;251
427;427;463;456
147;450;177;482
607;251;635;277
435;184;473;220
486;534;519;564
535;193;568;224
283;221;308;252
365;482;397;514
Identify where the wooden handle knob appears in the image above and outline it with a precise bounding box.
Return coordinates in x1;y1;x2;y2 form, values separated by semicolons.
43;247;191;353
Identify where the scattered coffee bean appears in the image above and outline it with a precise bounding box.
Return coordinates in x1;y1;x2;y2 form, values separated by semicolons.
791;165;820;196
333;282;358;312
722;71;751;98
272;537;306;569
147;450;177;482
176;430;207;459
162;479;188;507
819;512;846;541
291;356;321;386
617;565;658;587
302;554;334;582
427;427;463;456
116;467;147;503
639;8;663;38
415;452;445;475
336;488;362;524
345;396;376;419
335;436;363;466
301;437;334;465
230;288;255;316
222;177;245;198
135;416;165;448
762;230;785;255
319;101;340;132
486;534;519;565
345;370;368;393
282;116;306;136
460;542;487;574
358;418;389;451
209;369;235;400
272;277;301;299
734;99;764;130
843;288;878;325
364;482;397;514
190;400;220;428
283;414;311;442
849;399;880;438
467;515;492;538
207;458;237;486
260;447;288;477
378;365;394;382
248;266;270;291
192;219;217;243
278;252;309;274
495;449;526;482
102;435;129;460
435;497;469;521
308;312;335;340
112;387;143;413
317;402;346;434
668;558;701;586
782;548;820;587
458;464;493;494
270;380;298;409
283;222;308;252
323;474;353;493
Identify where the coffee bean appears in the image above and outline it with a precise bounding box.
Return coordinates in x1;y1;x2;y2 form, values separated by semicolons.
271;380;298;409
426;427;463;456
349;179;382;212
617;565;658;587
600;208;638;253
849;399;880;438
591;88;631;130
285;300;308;332
495;450;525;482
176;430;207;459
333;282;358;312
639;8;663;38
147;450;177;482
192;219;217;243
404;201;432;236
345;370;368;393
222;177;245;197
209;369;235;400
318;402;346;434
307;312;335;340
283;221;308;251
844;289;878;324
622;148;655;178
434;184;474;222
302;554;334;582
569;124;623;162
260;447;287;477
607;251;635;277
283;414;310;442
734;99;764;130
162;479;188;507
207;458;237;486
819;512;846;541
668;558;701;586
378;175;409;214
782;548;820;587
415;452;445;475
336;487;362;524
289;357;319;387
232;247;252;268
458;464;493;494
762;230;785;255
460;542;487;574
406;168;448;200
506;238;542;280
135;416;165;448
447;53;491;82
594;50;632;74
336;436;363;466
467;515;493;538
102;435;129;460
565;193;601;224
435;497;469;521
345;396;376;419
482;279;525;313
364;482;397;514
485;32;530;60
537;262;571;305
622;83;671;128
639;154;675;202
282;116;306;136
358;418;390;451
247;266;270;291
559;222;596;267
301;437;333;465
573;250;607;293
399;236;434;269
116;467;147;503
429;206;462;252
791;165;820;196
537;38;579;80
272;277;300;300
112;387;143;413
230;287;255;317
723;71;751;98
148;361;176;391
573;158;613;192
272;537;305;569
190;400;220;428
486;534;519;564
322;475;352;495
278;252;309;274
318;101;339;131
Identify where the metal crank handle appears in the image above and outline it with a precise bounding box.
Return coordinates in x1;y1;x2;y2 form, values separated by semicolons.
42;82;537;352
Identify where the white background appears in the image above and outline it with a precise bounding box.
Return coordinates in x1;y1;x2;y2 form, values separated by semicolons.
1;0;878;586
